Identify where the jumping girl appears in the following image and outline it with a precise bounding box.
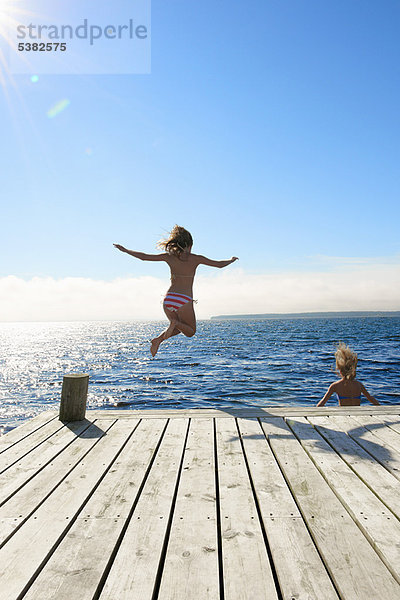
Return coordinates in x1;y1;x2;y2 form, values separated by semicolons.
317;342;380;406
114;225;238;356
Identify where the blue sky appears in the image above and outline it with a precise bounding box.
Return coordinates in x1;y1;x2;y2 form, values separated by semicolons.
1;1;399;318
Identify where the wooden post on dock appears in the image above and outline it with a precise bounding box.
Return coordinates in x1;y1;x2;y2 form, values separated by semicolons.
59;373;89;422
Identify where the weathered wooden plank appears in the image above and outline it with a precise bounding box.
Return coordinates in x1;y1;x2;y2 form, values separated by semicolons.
86;406;400;419
328;416;400;480
0;418;67;473
308;415;400;519
0;420;116;545
350;415;400;455
0;419;93;506
22;418;167;600
380;415;400;435
215;418;278;600
261;417;400;599
0;419;136;600
238;418;339;600
99;418;189;600
80;418;165;519
156;418;219;600
0;411;58;452
287;417;400;583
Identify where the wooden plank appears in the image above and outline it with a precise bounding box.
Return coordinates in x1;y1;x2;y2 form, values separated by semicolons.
380;415;400;435
238;418;339;600
286;417;400;583
22;418;167;600
215;418;278;600
382;415;400;434
308;415;400;519
328;416;400;480
79;418;165;519
0;420;116;545
350;415;400;455
86;406;400;419
0;419;93;506
0;419;136;600
99;418;189;600
238;419;302;519
260;417;400;599
0;411;58;452
156;418;219;600
0;418;67;473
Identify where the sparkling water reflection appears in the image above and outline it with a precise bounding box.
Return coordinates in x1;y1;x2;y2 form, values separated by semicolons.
0;317;399;433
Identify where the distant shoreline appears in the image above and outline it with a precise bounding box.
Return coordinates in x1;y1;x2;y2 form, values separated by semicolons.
210;311;400;320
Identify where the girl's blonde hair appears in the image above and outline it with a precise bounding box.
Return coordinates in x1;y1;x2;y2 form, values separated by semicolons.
335;342;358;380
157;225;193;256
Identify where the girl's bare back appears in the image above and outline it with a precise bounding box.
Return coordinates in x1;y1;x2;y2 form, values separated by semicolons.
331;379;363;406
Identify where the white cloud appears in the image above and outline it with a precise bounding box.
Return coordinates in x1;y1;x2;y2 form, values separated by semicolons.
197;265;400;316
0;261;399;322
309;253;400;268
0;275;165;322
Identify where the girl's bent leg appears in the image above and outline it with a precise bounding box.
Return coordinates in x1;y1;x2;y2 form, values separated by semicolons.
164;318;178;339
150;327;178;357
150;330;169;357
174;302;196;338
172;320;195;337
150;311;181;357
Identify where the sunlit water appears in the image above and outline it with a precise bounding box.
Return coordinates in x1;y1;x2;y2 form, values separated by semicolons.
1;317;399;434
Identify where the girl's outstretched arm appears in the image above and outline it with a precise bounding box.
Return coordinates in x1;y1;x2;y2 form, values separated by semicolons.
317;383;335;407
360;383;380;405
197;255;238;268
114;244;168;262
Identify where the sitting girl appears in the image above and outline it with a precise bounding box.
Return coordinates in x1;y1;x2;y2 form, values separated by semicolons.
317;342;380;407
114;225;238;356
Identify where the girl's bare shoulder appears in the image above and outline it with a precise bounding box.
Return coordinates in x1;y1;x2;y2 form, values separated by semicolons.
189;252;202;261
330;379;342;388
190;253;212;265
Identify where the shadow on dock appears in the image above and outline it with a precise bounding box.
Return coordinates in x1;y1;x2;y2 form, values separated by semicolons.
109;395;400;467
64;419;106;439
216;404;400;467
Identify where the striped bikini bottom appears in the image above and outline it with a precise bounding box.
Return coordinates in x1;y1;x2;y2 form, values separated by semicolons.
163;292;193;312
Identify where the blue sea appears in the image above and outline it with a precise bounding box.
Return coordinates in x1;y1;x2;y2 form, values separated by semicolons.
1;316;399;434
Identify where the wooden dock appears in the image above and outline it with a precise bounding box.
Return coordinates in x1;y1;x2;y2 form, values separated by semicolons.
1;405;400;599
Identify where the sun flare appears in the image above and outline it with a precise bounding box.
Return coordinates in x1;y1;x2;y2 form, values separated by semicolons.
0;0;39;84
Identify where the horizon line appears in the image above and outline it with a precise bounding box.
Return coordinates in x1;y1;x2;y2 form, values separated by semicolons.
1;309;400;325
211;310;400;320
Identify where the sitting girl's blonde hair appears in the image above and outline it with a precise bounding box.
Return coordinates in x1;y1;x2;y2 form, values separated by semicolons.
157;225;193;256
335;342;358;380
